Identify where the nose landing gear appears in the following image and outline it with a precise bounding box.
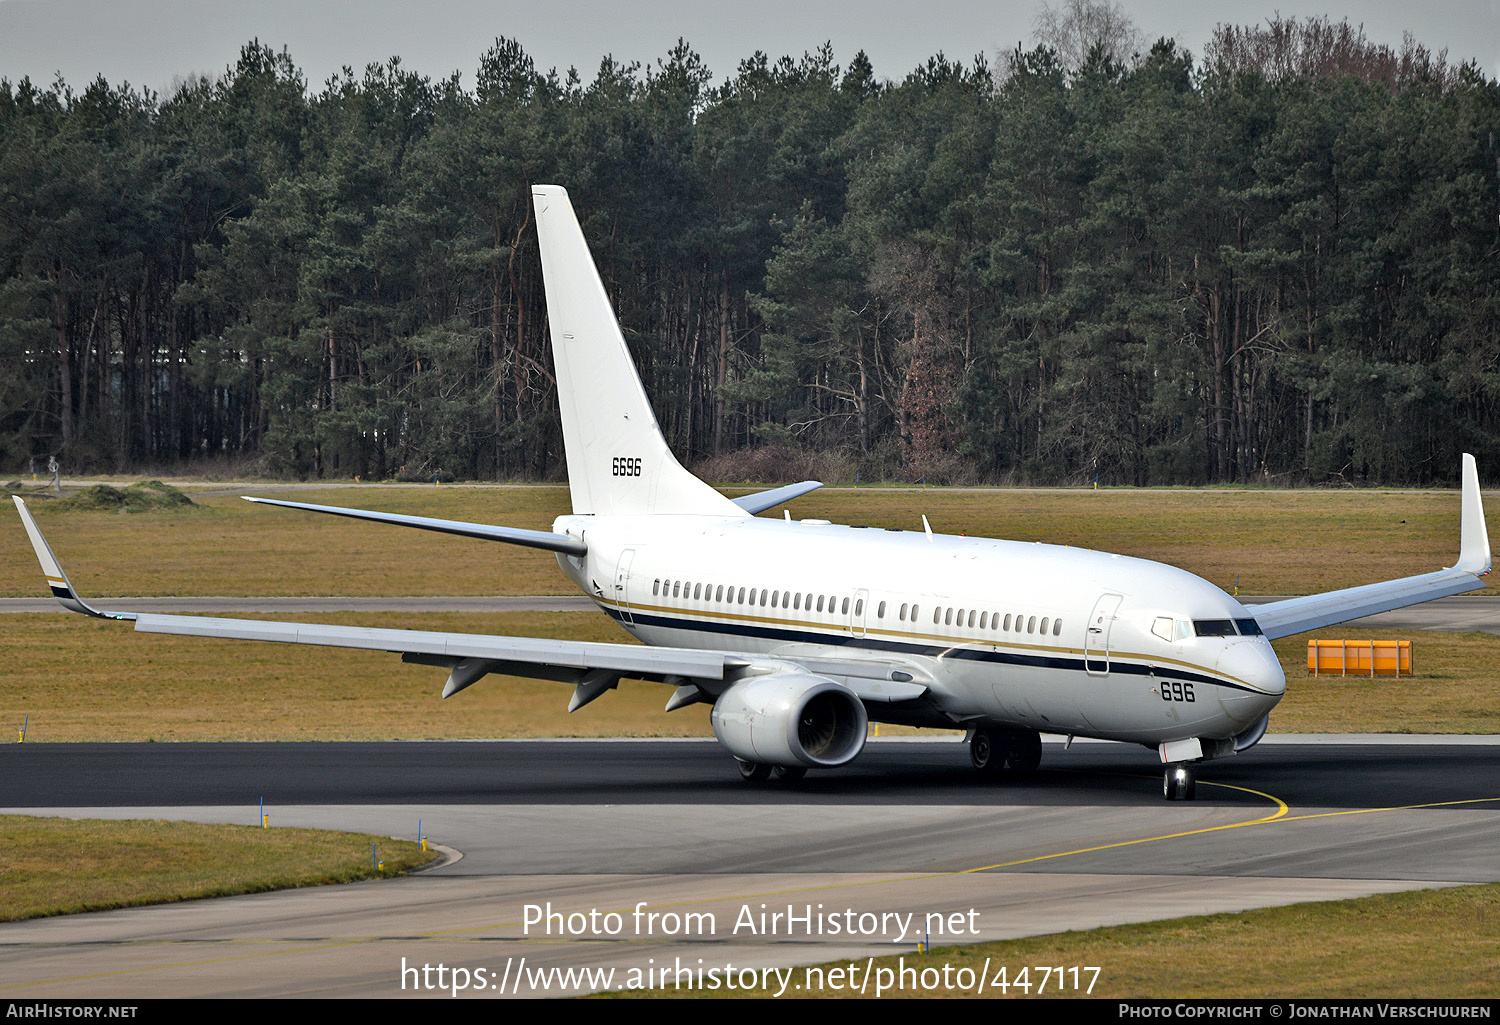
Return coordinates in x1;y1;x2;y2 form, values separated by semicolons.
1163;763;1197;801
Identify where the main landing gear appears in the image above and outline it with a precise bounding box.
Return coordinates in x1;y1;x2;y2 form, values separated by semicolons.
736;759;807;784
969;727;1043;777
1163;763;1197;801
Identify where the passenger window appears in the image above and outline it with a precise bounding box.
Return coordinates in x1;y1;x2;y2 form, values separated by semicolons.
672;582;680;598
715;585;723;602
653;579;660;596
841;597;849;615
900;603;908;621
1027;616;1036;633
944;608;953;626
979;612;987;629
911;603;919;621
1040;617;1049;634
693;583;702;600
817;596;825;613
1053;619;1062;636
1003;614;1011;631
967;610;976;628
877;601;886;618
855;599;864;616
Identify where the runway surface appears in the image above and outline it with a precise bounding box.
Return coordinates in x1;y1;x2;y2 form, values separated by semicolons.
3;737;1498;997
2;594;1497;633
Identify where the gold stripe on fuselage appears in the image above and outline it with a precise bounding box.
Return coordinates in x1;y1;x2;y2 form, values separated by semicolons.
592;596;1268;694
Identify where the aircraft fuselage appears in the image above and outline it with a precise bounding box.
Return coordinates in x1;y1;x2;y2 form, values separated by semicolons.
553;513;1285;747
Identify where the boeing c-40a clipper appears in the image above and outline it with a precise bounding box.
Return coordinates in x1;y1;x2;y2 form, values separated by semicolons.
16;185;1494;800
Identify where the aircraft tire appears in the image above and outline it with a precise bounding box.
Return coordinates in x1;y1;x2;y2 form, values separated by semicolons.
1004;729;1043;773
737;759;773;782
1163;764;1196;801
771;766;807;783
970;729;1010;776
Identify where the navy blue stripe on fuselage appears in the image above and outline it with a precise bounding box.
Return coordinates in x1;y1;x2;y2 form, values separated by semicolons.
603;604;1265;695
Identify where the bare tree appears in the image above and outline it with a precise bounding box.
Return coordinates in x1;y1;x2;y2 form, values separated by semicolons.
1204;15;1453;90
1031;0;1144;71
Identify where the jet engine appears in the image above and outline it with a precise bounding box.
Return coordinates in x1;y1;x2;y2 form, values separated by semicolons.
710;672;868;768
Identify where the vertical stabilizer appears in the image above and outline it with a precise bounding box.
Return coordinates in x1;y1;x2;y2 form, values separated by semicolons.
532;185;740;517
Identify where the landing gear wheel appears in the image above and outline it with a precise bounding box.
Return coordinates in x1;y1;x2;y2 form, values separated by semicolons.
1005;729;1043;774
771;766;807;783
1163;764;1197;801
970;729;1010;776
737;759;772;782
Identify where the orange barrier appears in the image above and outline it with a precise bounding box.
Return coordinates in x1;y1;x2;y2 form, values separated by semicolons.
1307;639;1412;677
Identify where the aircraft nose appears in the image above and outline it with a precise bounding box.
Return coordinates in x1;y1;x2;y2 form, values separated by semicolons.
1217;638;1286;697
1216;638;1285;726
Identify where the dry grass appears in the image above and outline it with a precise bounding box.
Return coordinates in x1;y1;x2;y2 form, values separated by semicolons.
2;483;1492;597
1;614;1496;741
1;481;1495;740
620;883;1500;998
0;815;436;922
1271;629;1500;734
788;486;1497;597
0;612;717;741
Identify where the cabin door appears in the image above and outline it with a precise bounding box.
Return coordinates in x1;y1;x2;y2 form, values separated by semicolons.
614;548;637;625
849;588;869;638
1084;593;1123;675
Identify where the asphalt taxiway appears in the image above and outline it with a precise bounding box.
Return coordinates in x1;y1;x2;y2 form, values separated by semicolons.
2;737;1498;997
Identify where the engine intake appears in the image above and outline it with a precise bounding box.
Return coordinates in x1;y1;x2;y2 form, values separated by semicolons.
711;673;867;768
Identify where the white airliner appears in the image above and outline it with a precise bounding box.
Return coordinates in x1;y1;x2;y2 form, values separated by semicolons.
15;185;1494;800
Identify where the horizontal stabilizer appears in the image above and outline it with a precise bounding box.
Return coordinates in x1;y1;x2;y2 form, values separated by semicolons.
732;481;824;515
242;496;586;556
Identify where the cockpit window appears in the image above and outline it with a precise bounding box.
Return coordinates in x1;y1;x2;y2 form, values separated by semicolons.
1192;618;1263;637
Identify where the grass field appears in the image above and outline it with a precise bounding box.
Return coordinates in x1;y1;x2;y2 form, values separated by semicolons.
2;614;1496;741
2;481;1494;597
616;882;1500;999
0;814;436;922
2;480;1496;740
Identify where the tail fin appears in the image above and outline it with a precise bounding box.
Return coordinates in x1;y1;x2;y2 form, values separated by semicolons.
532;185;740;517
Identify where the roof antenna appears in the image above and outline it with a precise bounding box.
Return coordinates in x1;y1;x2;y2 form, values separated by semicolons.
922;515;934;542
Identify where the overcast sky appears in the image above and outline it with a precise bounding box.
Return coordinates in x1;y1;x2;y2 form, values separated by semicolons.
0;0;1495;96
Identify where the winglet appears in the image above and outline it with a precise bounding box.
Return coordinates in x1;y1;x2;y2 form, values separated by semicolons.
11;496;134;620
1455;453;1491;575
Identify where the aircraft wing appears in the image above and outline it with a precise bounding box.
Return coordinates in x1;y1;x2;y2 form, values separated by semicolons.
15;495;934;712
14;495;738;698
130;612;744;696
240;496;587;555
1245;454;1492;640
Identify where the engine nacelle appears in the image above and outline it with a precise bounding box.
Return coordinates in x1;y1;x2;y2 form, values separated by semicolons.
710;673;868;768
